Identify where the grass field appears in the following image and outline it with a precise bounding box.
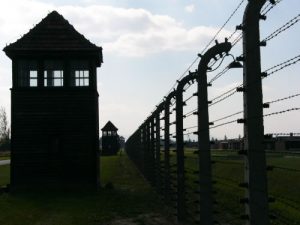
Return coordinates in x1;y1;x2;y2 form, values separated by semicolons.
1;150;299;225
0;153;174;225
178;149;300;225
0;151;10;161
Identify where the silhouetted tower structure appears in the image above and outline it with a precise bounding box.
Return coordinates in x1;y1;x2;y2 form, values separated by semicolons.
3;11;102;189
101;121;120;155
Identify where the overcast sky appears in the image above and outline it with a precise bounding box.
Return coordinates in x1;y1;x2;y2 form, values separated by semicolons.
0;0;299;139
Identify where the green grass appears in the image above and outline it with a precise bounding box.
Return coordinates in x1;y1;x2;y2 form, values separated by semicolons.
181;149;300;225
0;165;10;187
0;151;10;161
0;154;168;225
0;157;10;160
1;150;299;225
266;154;300;225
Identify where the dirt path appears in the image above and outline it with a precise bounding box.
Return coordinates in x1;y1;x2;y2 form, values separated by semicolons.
0;159;10;166
107;213;178;225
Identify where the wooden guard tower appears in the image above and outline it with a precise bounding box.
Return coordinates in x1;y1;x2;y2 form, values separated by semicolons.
101;121;120;155
3;11;102;190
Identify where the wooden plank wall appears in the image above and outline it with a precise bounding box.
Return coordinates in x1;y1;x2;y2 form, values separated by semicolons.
11;88;99;189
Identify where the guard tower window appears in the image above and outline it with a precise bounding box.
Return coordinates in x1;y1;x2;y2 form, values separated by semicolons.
75;70;89;86
71;60;90;87
30;71;38;87
17;60;38;87
44;60;64;87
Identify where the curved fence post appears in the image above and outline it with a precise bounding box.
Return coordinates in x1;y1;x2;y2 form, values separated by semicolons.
164;91;176;203
242;0;270;224
150;117;155;185
175;72;197;221
146;120;151;181
155;106;162;193
141;124;147;175
197;40;232;225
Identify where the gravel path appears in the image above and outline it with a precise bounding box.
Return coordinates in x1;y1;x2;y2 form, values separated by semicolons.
0;160;10;166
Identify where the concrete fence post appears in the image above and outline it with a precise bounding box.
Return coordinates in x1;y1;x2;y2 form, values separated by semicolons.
175;72;197;221
242;0;270;224
164;91;176;203
155;111;161;193
197;41;232;225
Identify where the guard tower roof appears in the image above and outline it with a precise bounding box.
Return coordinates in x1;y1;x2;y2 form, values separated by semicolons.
3;11;102;64
101;121;118;131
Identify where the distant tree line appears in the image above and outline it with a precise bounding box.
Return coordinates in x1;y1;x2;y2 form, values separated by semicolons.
0;107;10;151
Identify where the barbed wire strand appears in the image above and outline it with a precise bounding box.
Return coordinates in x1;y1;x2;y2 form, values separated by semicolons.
209;67;230;84
210;84;243;102
263;13;300;42
184;125;198;130
200;0;246;55
231;32;243;47
263;54;300;78
208;107;300;130
264;107;300;117
149;0;247;115
267;132;300;136
211;111;243;123
183;94;196;104
183;108;198;118
234;54;300;95
227;29;239;41
265;93;300;104
210;119;237;129
261;0;283;16
184;130;198;136
209;89;240;107
261;1;272;15
208;93;300;127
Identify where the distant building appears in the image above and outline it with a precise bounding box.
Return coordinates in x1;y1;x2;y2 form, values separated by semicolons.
210;133;300;151
265;134;300;151
101;121;120;155
3;11;102;190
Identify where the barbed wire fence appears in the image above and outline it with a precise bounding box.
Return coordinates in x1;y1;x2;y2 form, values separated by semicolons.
126;0;299;224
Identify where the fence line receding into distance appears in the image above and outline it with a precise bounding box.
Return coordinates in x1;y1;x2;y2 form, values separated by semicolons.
126;0;300;224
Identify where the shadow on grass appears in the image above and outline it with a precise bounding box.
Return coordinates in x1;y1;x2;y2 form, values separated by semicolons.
0;154;172;225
